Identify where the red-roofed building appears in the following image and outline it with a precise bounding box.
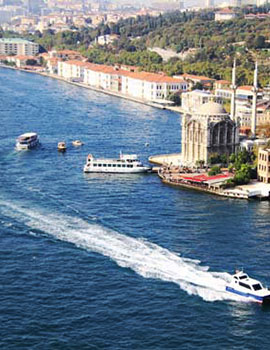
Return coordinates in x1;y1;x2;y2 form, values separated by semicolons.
6;55;38;68
214;80;230;90
175;73;215;90
120;70;187;101
58;59;188;101
49;49;83;61
215;8;236;21
47;57;60;74
58;60;91;81
245;13;270;20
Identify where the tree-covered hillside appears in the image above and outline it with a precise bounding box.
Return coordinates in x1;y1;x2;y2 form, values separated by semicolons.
1;5;270;85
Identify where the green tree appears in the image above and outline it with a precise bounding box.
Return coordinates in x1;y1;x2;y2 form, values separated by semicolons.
208;165;221;176
233;164;253;185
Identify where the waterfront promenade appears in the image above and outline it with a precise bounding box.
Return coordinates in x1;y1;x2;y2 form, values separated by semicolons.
157;166;270;200
0;64;184;114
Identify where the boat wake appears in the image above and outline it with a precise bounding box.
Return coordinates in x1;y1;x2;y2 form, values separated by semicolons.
0;200;241;303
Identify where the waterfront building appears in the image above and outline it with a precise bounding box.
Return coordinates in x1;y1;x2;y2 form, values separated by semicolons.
120;71;187;101
0;38;39;56
84;64;123;91
258;148;270;183
46;57;60;74
181;101;239;166
58;60;188;102
10;55;37;67
58;60;89;82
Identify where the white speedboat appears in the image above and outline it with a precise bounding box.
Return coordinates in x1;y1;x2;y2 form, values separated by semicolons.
226;270;270;304
84;153;151;174
16;132;39;150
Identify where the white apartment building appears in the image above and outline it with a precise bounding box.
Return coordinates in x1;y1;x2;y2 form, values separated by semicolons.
58;60;188;102
58;60;88;81
215;85;263;128
121;72;187;101
0;38;39;56
84;65;122;92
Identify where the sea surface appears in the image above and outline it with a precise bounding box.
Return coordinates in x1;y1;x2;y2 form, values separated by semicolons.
1;68;270;350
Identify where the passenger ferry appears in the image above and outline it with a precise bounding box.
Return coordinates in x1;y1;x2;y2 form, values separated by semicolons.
83;153;151;174
16;132;39;150
226;270;270;304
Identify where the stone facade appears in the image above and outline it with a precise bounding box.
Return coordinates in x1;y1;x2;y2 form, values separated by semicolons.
258;148;270;183
181;101;239;166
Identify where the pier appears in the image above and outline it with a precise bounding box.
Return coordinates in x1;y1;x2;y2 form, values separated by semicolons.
157;166;270;200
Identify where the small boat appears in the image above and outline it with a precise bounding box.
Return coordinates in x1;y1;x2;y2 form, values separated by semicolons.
58;141;66;152
16;132;39;150
72;140;84;147
84;153;151;174
226;270;270;304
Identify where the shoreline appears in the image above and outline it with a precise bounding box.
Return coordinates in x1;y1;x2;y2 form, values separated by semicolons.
158;171;270;200
0;65;184;114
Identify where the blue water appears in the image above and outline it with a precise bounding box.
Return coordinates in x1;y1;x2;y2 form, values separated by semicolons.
1;68;270;350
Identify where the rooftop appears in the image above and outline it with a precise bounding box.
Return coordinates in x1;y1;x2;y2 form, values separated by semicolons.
237;85;253;91
181;73;215;82
0;38;37;44
181;173;232;183
216;80;230;85
63;60;186;84
216;8;235;14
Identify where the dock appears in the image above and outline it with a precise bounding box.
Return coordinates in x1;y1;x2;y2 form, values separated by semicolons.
149;153;182;166
158;167;270;200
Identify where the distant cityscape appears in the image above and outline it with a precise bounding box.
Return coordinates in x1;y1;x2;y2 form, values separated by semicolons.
0;0;269;34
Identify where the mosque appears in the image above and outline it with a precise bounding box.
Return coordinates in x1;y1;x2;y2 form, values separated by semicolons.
149;60;259;168
181;101;239;166
181;60;259;167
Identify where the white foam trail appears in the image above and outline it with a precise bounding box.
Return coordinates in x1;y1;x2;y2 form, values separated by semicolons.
0;201;242;303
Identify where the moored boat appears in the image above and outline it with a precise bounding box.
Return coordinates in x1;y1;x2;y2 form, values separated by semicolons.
72;140;84;147
226;270;270;304
58;141;67;152
83;153;151;174
16;132;39;150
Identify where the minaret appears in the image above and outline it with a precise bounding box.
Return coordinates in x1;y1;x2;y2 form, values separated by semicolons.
230;59;237;122
251;61;258;139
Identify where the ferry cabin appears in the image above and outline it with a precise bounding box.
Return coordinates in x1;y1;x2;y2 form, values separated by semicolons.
84;154;150;174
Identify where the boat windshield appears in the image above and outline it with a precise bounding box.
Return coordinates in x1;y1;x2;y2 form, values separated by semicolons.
239;274;248;280
253;283;262;291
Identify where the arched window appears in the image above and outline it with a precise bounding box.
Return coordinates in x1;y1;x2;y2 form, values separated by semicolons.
227;125;232;144
212;125;219;145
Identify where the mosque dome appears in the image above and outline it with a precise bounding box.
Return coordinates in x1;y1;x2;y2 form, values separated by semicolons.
197;101;228;116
